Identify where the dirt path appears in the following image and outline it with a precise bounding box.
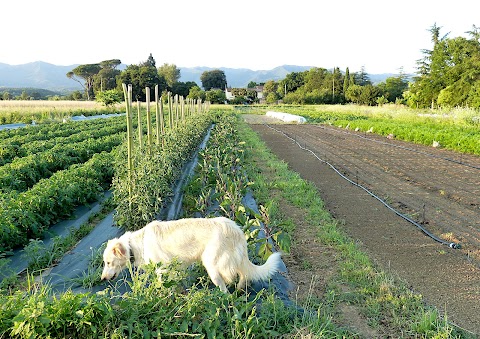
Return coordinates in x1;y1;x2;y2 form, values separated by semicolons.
245;115;480;335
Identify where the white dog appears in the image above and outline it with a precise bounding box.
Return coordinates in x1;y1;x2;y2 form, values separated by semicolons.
101;217;282;292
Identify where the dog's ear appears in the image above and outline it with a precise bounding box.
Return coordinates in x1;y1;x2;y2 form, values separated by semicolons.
112;242;127;258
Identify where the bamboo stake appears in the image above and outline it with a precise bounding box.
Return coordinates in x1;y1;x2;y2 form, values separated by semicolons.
146;87;153;149
137;100;142;150
155;85;164;146
174;94;179;128
168;92;173;129
122;83;134;198
181;96;185;123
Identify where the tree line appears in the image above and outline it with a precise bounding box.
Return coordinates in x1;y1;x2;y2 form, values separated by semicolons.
3;23;478;109
258;24;480;108
62;54;230;105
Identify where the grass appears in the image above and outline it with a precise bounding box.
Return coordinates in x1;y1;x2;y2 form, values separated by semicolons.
0;100;123;124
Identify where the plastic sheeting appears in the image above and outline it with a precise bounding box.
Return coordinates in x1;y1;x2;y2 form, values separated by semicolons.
265;111;306;123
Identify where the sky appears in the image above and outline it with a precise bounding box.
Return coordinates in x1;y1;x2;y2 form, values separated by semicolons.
1;0;478;75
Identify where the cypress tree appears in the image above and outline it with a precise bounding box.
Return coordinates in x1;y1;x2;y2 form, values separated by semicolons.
343;67;350;93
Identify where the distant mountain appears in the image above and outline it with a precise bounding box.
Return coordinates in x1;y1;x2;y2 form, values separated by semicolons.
0;61;83;92
179;65;314;88
0;61;394;93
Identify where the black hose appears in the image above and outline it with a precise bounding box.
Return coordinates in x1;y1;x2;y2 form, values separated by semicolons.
265;124;461;249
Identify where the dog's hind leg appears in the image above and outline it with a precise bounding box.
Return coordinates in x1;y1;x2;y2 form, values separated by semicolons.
201;255;228;292
236;274;247;291
207;268;228;293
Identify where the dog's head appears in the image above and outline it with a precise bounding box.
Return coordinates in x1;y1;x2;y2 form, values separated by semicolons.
101;238;129;281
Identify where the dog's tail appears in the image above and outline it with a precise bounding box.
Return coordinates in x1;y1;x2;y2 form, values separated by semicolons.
241;252;282;283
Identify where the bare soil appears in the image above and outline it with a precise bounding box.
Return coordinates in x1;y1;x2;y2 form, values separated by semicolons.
244;114;480;335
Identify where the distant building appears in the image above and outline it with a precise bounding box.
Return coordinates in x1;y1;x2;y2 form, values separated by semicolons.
254;85;264;100
225;87;234;100
225;85;264;103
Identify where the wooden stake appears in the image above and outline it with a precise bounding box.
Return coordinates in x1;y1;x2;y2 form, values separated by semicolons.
145;87;152;149
155;85;164;146
122;83;134;198
137;100;142;149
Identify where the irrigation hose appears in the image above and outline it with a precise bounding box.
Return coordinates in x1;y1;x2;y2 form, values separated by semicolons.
265;124;461;249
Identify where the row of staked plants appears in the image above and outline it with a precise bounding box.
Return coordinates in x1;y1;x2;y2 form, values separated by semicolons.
112;85;214;230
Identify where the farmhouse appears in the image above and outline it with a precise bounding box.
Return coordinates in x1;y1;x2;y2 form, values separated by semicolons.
225;85;264;103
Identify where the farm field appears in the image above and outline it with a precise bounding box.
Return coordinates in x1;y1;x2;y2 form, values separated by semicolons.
0;103;478;337
245;113;480;334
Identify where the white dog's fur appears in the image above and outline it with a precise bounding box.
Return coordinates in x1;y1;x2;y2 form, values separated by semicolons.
101;217;281;292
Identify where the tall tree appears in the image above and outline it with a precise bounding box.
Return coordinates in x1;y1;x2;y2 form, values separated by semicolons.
158;63;181;88
144;53;156;68
67;64;101;100
94;59;122;92
117;54;167;101
343;67;350;94
67;63;101;100
354;66;371;86
407;23;480;108
200;70;227;90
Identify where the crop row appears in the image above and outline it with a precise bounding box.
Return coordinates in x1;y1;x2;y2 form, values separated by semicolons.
0;133;124;193
182;111;291;260
0;151;115;252
113;111;215;229
0;118;127;165
0;115;124;146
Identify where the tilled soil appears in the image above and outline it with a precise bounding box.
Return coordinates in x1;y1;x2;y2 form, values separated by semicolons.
245;115;480;335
